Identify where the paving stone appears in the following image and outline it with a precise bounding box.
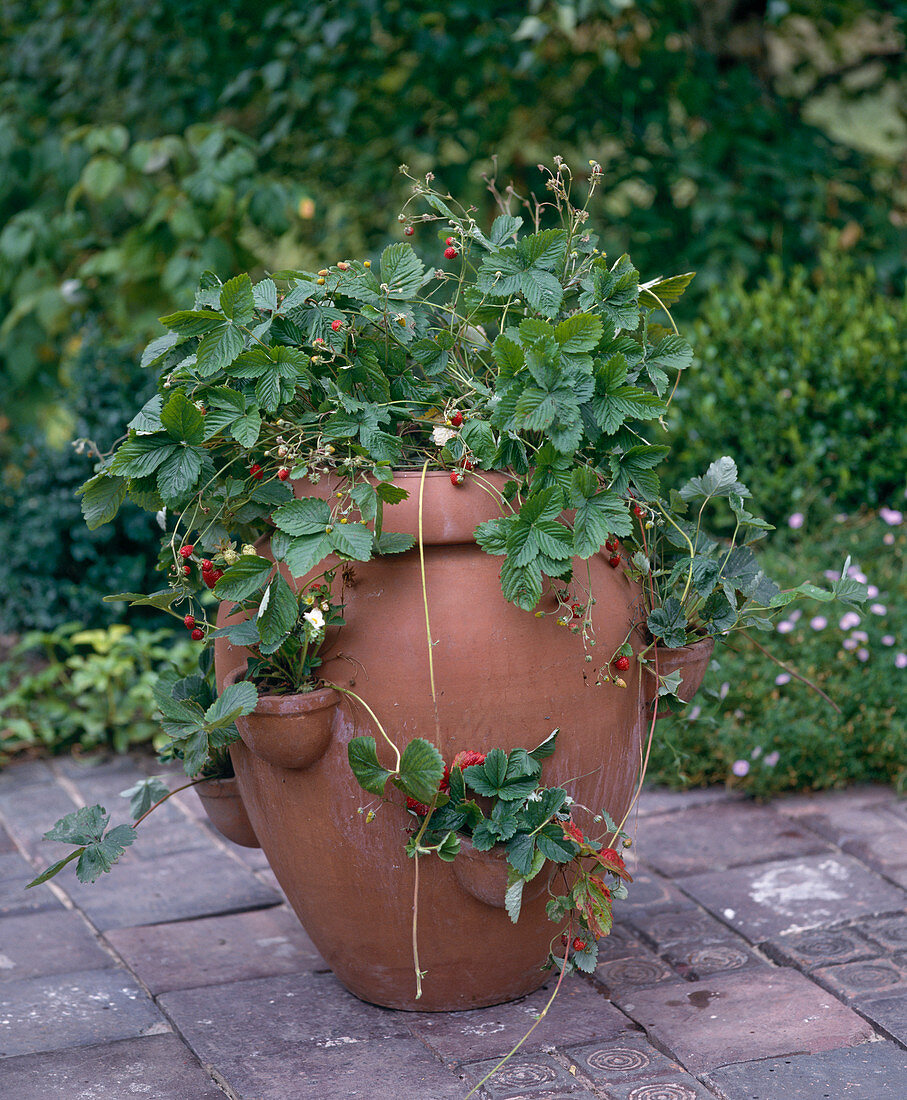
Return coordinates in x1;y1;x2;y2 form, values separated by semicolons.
679;854;906;942
0;825;15;854
772;786;896;816
762;926;880;970
408;974;633;1062
68;847;280;930
463;1052;594;1097
594;954;678;1000
705;1041;907;1099
617;968;874;1075
105;905;324;994
0;909;113;982
858;914;907;953
662;939;767;981
634;803;830;878
813;958;907;1002
0;967;166;1056
855;992;907;1044
0;758;55;794
595;925;651;963
0;1033;224;1099
636;786;742;817
0;781;79;856
203;1036;469;1100
631;907;739;951
564;1034;703;1097
615;869;698;926
793;805;907;877
0;850;62;917
55;752;150;802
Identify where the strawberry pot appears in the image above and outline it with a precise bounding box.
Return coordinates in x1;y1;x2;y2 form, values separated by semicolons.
213;471;706;1010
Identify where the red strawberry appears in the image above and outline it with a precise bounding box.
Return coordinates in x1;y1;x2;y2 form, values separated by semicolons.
608;554;621;568
179;544;194;558
571;602;583;618
573;937;587;952
250;464;263;480
331;319;343;332
406;797;429;814
181;564;191;576
459;456;474;471
201;559;213;573
445;236;455;246
449;410;463;427
614;655;630;672
633;504;645;518
183;615;196;629
190;628;204;641
450;471;464;486
605;538;618;552
277;467;291;481
444;246;458;260
404;226;415;236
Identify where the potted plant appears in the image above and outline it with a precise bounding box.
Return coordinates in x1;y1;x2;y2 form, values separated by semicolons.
28;159;865;1010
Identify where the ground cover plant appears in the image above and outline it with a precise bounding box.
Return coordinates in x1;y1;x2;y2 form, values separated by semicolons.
649;506;907;795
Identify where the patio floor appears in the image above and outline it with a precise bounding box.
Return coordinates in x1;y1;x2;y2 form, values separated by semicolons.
0;753;904;1098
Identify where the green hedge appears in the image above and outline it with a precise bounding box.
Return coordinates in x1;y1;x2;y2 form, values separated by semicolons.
666;254;907;524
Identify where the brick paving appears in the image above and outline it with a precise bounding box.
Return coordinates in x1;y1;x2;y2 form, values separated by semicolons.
0;755;903;1099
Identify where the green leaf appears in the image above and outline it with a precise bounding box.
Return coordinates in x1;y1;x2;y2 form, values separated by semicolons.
212;556;273;600
347;734;393;796
328;522;373;561
273;498;332;536
572;491;632;556
109;435;178;478
257;573;299;646
374;531;415;555
160;392;205;444
78;473;126;530
26;850;81;888
555;313;603;354
120;777;170;820
76;823;136;883
220;274;255;325
45;804;109;847
529;728;558;762
230;409;262;447
141;332;179;368
282;534;332;577
638;271;695;308
196;323;245;376
521;269;563;317
536;824;577;863
156;446;202;503
128;395;164;432
648;597;688;648
395;738;445;804
506;833;537;876
204;681;259;728
679;457;750;503
505;875;524;923
489;214;523;245
500;557;543;611
158;309;223;336
380;242;424;299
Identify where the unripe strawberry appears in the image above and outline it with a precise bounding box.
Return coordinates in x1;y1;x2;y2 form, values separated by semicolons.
337;262;349;271
614;655;630;672
277;467;291;481
190;628;204;641
444;246;458;260
179;544;194;558
449;410;463;427
183;615;196;630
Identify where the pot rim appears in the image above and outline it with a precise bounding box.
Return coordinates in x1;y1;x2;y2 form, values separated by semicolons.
223;664;342;716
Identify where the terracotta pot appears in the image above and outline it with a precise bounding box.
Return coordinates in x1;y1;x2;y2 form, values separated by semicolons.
194;776;260;849
452;838;553;909
215;470;650;1011
645;637;715;719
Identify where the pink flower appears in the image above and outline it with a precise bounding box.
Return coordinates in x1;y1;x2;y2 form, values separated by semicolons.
879;507;903;526
856;648;869;662
881;635;895;647
843;638;858;651
850;630;869;643
787;513;804;529
839;612;861;631
870;603;887;616
810;616;827;631
775;673;791;685
777;621;795;634
867;585;879;598
884;533;895;545
896;653;907;670
732;760;750;777
764;751;780;767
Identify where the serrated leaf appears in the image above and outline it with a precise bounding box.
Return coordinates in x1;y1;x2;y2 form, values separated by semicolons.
230;409;261;447
489;214;523;245
273;498;332;536
158;309;223;336
374;531;415;555
120;777;170;820
679;457;750;503
505;876;524;923
76;823;136;883
196;323;245;376
648;597;688;648
160;392;205;444
204;681;259;727
536;824;577;863
128;395;164;432
141;332;180;368
505;833;537;876
328;522;373;561
380;242;424;299
257;573;298;646
395;738;445;804
220;274;255;325
156;446;202;503
45;805;108;847
78;473;127;530
282;534;332;577
213;556;273;600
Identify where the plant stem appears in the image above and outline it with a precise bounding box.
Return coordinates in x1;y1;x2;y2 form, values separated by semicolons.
331;686;401;772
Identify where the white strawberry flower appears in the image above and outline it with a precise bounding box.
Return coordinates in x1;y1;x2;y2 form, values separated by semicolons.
304;608;326;632
431;425;457;446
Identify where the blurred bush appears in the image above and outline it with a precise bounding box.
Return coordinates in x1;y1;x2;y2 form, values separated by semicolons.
648;510;907;795
0;623;197;760
665;254;907;524
0;328;163;632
